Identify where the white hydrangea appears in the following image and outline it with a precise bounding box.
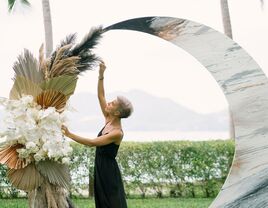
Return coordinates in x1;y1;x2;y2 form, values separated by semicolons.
0;95;72;164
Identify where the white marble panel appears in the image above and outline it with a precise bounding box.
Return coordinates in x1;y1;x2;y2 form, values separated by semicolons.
106;16;268;207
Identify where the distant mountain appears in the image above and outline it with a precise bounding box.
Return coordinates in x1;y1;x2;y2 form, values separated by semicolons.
64;89;229;132
0;90;229;133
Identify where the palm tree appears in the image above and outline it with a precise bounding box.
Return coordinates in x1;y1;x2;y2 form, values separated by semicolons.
220;0;233;39
220;0;265;141
220;0;235;140
41;0;53;57
8;0;53;58
260;0;265;10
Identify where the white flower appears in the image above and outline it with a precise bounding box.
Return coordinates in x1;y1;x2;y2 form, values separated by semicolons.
34;149;47;162
0;95;73;164
62;157;70;164
17;148;30;159
25;141;39;153
34;153;43;162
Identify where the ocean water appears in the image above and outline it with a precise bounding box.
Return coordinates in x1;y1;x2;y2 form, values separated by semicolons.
0;131;230;143
72;130;230;142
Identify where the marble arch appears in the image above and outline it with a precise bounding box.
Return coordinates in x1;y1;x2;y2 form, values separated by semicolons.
104;17;268;208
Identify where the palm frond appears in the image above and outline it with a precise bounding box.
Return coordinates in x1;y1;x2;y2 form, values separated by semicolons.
8;0;31;12
8;163;44;191
0;144;30;169
36;90;67;112
21;0;31;5
13;49;44;83
68;26;103;73
40;75;78;97
8;0;16;12
37;160;71;190
9;76;43;100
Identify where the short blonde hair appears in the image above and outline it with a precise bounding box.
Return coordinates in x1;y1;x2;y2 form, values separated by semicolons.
116;96;133;118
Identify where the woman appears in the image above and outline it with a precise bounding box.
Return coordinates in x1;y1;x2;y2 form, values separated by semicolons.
62;61;133;208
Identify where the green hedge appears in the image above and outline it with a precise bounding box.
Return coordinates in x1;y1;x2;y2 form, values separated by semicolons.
70;140;235;198
0;140;235;198
0;165;19;198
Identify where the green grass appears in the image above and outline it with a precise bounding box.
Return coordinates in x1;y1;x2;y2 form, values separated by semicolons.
0;198;213;208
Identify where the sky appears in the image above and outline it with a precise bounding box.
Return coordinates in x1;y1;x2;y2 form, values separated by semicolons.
0;0;267;114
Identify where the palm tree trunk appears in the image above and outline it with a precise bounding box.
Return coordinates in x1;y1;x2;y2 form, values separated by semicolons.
220;0;233;39
220;0;235;140
42;0;53;58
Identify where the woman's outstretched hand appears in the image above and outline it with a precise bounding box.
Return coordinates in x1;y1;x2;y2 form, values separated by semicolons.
61;125;71;137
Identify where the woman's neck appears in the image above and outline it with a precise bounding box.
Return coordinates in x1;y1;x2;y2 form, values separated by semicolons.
107;116;121;126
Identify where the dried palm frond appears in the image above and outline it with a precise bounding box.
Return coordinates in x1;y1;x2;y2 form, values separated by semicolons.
68;26;103;73
37;160;71;190
48;44;80;78
13;49;44;83
9;76;43;100
0;144;30;169
45;180;58;208
8;163;44;191
40;75;78;98
36;90;67;112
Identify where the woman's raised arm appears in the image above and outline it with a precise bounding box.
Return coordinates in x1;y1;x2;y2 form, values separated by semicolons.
98;61;108;118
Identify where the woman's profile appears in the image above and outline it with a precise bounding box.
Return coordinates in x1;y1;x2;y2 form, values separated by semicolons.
62;61;133;208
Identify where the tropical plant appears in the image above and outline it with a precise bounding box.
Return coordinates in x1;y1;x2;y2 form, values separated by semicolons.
7;0;53;57
0;27;103;207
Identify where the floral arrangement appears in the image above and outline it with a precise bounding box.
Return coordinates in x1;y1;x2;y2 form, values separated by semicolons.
0;95;72;165
0;26;103;192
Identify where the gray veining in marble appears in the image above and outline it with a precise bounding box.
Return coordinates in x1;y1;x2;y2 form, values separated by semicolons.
105;16;268;207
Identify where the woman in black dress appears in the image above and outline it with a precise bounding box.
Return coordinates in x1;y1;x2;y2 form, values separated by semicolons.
62;61;133;208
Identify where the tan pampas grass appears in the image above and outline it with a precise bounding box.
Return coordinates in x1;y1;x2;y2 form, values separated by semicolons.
39;44;49;81
48;45;80;78
8;163;44;191
0;144;29;169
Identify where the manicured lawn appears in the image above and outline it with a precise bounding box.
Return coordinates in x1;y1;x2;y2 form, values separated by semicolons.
0;198;213;208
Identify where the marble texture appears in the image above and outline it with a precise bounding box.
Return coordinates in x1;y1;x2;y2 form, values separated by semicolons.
105;17;268;207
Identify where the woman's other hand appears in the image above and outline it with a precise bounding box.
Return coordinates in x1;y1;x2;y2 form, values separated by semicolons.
99;61;106;77
62;125;71;137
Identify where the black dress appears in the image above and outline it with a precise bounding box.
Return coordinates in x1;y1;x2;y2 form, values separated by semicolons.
94;124;128;208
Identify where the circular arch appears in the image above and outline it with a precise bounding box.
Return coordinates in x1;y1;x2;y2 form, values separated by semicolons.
104;16;268;207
